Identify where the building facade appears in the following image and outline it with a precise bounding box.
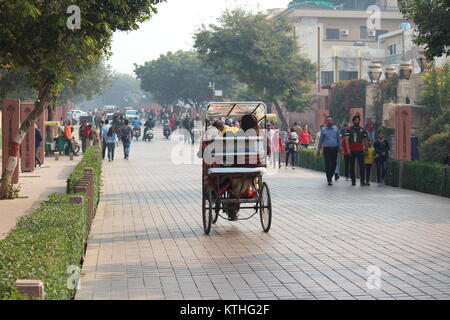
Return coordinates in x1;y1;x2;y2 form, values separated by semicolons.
277;0;408;84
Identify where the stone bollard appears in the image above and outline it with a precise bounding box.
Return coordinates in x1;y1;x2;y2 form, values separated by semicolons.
14;280;45;300
70;154;74;161
70;195;84;204
55;153;59;161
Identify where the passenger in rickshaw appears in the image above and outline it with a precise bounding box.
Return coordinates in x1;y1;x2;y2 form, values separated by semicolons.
223;114;271;220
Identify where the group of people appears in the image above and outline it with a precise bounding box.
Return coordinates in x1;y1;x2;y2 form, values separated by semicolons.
316;115;389;186
98;119;133;161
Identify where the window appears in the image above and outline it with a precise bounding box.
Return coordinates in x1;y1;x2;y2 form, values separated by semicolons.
360;26;367;39
375;30;389;40
339;71;359;81
387;44;397;55
326;28;339;40
321;71;334;84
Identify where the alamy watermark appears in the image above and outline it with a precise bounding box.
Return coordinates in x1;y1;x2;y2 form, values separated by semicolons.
366;265;382;290
67;265;81;290
67;5;81;30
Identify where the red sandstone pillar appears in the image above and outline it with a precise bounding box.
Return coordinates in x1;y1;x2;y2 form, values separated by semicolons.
20;103;36;173
2;99;21;183
37;109;45;165
395;106;412;160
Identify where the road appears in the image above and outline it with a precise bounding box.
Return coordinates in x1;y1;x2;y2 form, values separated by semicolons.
76;128;450;300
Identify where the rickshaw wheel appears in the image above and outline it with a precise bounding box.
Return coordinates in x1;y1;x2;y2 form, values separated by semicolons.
259;182;272;232
202;186;213;234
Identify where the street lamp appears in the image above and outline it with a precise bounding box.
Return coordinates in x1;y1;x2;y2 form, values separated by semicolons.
399;61;413;80
384;65;397;80
417;51;430;73
368;62;382;83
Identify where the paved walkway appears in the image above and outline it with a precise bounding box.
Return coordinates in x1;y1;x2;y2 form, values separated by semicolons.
76;130;450;300
0;156;80;239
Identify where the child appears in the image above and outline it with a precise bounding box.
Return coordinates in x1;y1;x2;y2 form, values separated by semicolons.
364;139;376;186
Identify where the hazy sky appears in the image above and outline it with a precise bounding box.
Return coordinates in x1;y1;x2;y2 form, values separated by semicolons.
109;0;291;75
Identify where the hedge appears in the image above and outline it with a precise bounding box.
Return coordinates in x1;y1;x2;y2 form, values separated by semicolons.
0;146;102;300
298;149;449;197
0;194;88;300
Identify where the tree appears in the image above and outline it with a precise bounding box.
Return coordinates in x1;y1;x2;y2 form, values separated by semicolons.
0;69;35;101
0;0;164;199
329;79;367;124
398;0;450;60
81;73;152;109
416;62;450;141
135;50;236;107
194;9;315;129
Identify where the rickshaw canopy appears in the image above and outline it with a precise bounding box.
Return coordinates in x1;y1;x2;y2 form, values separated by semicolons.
206;102;267;123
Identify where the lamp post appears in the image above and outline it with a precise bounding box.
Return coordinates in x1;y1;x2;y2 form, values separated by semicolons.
384;65;397;80
417;51;430;73
399;61;413;80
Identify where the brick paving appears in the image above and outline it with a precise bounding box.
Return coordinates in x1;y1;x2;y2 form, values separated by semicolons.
76;129;450;300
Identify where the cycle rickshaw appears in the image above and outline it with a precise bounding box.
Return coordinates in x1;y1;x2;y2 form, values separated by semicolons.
201;102;272;235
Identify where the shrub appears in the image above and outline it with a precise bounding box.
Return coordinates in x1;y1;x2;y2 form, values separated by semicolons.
0;194;88;300
67;146;102;205
0;146;103;300
419;132;450;163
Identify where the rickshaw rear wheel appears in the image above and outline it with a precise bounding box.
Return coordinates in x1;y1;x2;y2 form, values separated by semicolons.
202;186;213;234
259;182;272;232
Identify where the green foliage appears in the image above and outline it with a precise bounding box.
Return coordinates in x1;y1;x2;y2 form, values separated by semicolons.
402;161;450;197
135;51;236;107
329;79;367;124
0;193;88;300
0;69;36;101
194;9;315;113
67;146;102;206
416;63;450;142
417;63;450;117
419;132;450;163
0;146;103;300
398;0;450;60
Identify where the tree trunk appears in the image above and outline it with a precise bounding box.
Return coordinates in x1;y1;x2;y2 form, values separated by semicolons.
273;101;289;131
46;100;56;142
0;79;52;199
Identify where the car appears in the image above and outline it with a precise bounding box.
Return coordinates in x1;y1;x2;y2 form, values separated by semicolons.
68;109;88;125
125;109;140;121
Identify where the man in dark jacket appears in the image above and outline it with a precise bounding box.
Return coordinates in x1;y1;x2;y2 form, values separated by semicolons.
346;115;368;186
35;122;43;168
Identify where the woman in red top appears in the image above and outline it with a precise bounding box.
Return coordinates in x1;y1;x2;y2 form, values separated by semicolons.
299;125;313;148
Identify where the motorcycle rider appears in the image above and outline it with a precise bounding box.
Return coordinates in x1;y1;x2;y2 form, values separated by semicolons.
162;116;171;138
143;117;155;137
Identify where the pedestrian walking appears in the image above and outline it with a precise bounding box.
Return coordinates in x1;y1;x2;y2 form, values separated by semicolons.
105;126;118;162
374;130;390;185
285;128;299;170
120;119;133;159
347;115;368;186
299;124;313;148
316;116;340;186
34;122;43;168
100;120;110;160
64;120;76;156
364;139;376;186
79;120;91;153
